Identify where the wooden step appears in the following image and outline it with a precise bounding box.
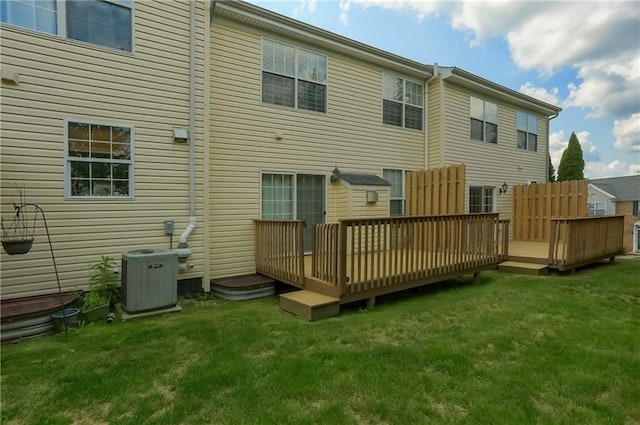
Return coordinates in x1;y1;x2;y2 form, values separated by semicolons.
279;290;340;321
499;261;548;275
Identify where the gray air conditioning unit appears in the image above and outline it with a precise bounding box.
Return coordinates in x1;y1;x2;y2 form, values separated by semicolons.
121;248;178;313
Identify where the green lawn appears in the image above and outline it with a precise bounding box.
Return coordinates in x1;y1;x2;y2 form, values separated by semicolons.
2;259;639;425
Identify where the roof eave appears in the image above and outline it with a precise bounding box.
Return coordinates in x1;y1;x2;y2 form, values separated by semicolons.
444;67;562;116
213;1;433;80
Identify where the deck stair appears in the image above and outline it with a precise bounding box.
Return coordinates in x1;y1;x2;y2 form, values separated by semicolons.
499;261;548;276
279;290;340;321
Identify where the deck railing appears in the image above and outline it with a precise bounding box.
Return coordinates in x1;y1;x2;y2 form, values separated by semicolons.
312;214;500;296
254;219;305;286
498;219;510;261
549;215;624;270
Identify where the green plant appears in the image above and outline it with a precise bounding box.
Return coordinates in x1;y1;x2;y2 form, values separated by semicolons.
83;255;120;309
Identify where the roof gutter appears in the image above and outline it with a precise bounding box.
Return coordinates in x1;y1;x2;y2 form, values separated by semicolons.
444;66;562;116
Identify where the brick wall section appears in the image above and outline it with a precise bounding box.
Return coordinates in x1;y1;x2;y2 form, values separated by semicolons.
615;201;639;253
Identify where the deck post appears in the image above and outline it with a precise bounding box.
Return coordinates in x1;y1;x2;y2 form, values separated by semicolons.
473;272;480;285
609;256;615;264
337;221;348;295
366;296;375;310
297;221;305;286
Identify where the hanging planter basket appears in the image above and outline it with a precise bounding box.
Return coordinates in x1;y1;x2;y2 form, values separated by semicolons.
1;187;36;256
1;238;34;255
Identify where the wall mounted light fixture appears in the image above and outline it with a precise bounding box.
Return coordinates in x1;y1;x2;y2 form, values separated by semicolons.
498;182;509;194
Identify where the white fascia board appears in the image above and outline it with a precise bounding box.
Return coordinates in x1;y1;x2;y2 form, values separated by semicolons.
588;183;617;200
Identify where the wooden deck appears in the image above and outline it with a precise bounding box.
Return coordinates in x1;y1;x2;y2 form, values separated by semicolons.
255;214;502;305
254;214;624;318
509;216;625;271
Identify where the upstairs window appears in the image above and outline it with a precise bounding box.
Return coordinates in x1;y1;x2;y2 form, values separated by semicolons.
1;0;58;34
67;0;133;51
382;74;423;130
517;112;538;151
587;202;606;216
470;97;498;143
66;120;133;198
469;186;494;213
262;39;327;113
1;0;133;52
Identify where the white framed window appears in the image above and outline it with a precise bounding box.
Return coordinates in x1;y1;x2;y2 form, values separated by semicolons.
470;96;498;143
0;0;58;34
64;120;134;199
382;74;423;130
261;173;295;220
261;38;327;113
383;168;408;215
1;0;133;52
516;112;538;151
587;202;606;216
469;186;495;213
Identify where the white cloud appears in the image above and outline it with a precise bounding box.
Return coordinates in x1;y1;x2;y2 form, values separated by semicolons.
338;0;351;26
613;113;640;152
293;0;317;16
519;82;559;105
585;160;636;179
345;0;640;120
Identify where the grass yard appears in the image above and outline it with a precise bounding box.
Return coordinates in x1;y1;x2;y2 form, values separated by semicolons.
2;259;639;425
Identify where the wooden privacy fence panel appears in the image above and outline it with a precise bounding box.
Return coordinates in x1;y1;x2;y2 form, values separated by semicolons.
513;179;587;241
318;213;500;297
254;220;305;286
549;215;624;270
406;164;465;216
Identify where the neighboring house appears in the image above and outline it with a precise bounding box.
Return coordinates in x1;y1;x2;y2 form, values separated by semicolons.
0;0;561;301
588;175;640;253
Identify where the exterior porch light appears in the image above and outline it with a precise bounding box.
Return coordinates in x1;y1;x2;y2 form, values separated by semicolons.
330;166;341;183
498;182;509;194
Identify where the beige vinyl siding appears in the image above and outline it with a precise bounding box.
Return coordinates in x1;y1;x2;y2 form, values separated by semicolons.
350;190;390;219
0;1;208;299
329;184;351;222
587;188;616;215
427;78;444;168
440;82;548;221
209;18;425;279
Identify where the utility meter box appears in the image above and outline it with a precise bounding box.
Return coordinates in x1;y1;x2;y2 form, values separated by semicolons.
121;248;178;313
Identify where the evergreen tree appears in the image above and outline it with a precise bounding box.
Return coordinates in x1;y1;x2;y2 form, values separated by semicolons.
548;154;556;182
557;132;585;181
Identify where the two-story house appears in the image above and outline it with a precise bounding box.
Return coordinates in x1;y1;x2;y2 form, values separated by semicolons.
588;175;640;253
1;0;561;302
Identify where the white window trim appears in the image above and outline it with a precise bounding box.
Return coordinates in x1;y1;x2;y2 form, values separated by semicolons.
470;96;498;143
63;118;135;200
260;37;328;114
1;0;135;53
259;170;328;220
382;73;424;130
587;201;606;216
516;111;538;151
382;168;410;215
468;185;496;213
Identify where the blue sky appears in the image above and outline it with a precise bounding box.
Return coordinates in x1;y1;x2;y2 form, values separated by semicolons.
249;0;640;178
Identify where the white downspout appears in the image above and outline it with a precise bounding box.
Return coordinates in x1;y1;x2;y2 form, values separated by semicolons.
424;63;440;169
176;0;197;271
547;111;560;182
